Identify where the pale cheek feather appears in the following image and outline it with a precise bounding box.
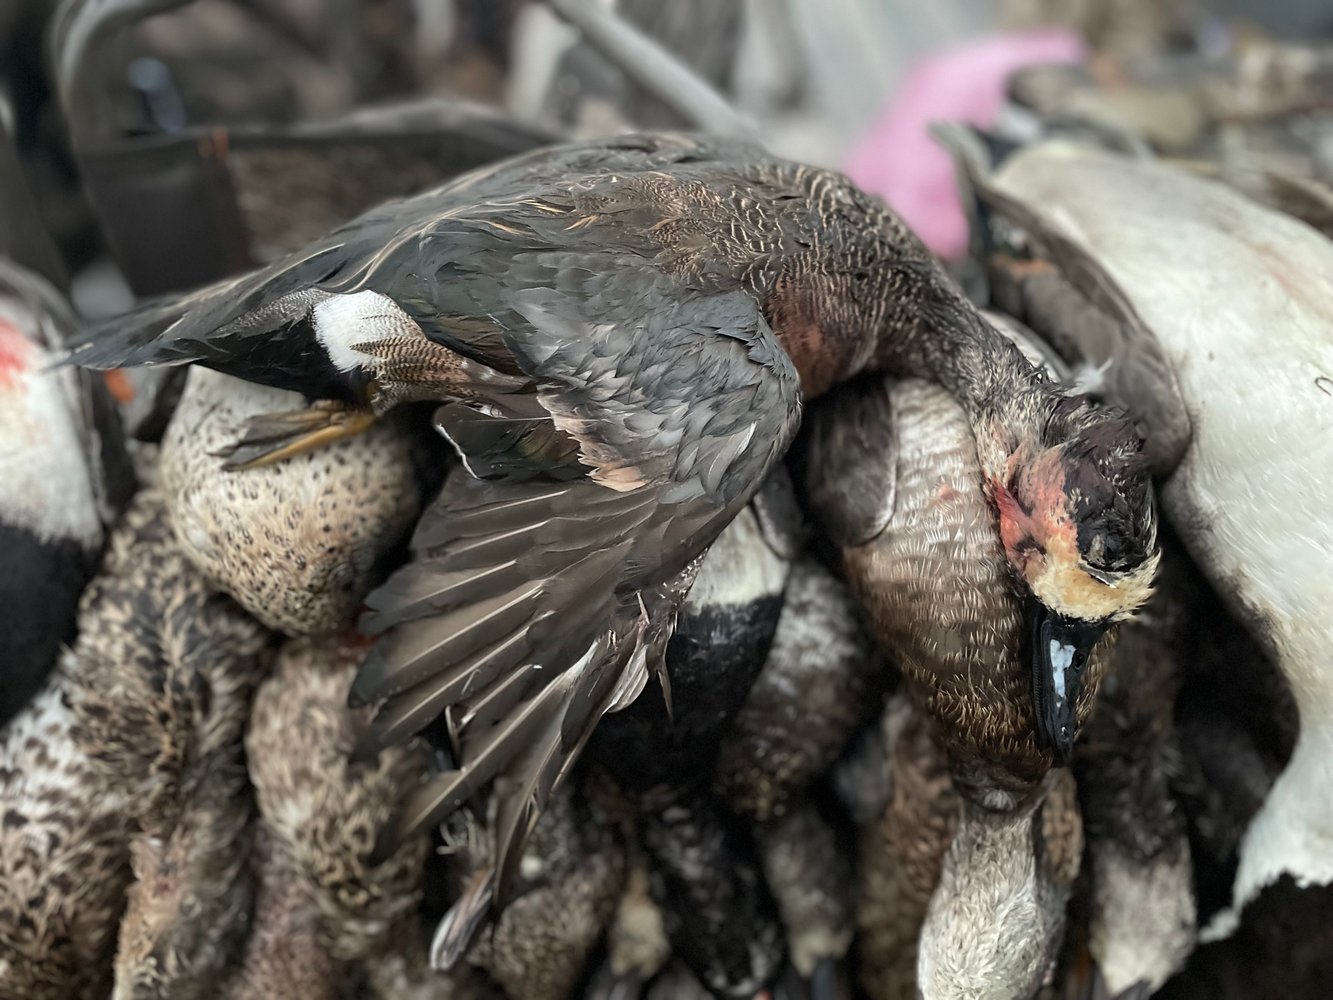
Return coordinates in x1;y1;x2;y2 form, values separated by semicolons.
1026;524;1155;623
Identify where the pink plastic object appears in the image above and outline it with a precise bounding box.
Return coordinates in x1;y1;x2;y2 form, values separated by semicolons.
844;30;1086;261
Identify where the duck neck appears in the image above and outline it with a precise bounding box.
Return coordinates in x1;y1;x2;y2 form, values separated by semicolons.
865;269;1043;477
887;275;1023;403
768;229;1045;473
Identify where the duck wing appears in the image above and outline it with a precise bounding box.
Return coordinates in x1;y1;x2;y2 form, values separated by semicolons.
63;131;757;380
63;133;804;916
352;286;801;919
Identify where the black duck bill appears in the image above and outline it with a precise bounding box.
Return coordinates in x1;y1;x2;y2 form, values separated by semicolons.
1025;594;1107;765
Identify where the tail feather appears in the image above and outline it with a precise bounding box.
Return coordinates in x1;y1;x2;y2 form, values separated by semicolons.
65;244;343;372
491;763;557;905
456;658;547;734
488;628;635;905
354;543;627;705
363;580;545;691
63;294;202;369
411;480;647;553
439;495;655;570
356;465;711;918
374;638;609;862
353;567;628;756
351;630;535;757
62;271;256;370
358;560;520;633
430;870;496;970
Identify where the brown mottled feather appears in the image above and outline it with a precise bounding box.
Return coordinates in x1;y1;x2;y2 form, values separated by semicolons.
446;773;627;1000
857;699;959;1000
110;520;271;1000
2;488;267;1000
232;633;433;998
0;681;134;1000
160;368;421;636
1040;769;1085;889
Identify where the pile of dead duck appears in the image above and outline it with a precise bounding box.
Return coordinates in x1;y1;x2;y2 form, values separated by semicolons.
3;23;1332;1000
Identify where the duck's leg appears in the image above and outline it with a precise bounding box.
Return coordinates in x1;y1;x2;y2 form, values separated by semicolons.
217;400;377;470
217;331;529;469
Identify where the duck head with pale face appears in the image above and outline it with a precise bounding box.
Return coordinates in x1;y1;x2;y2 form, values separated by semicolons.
979;393;1159;765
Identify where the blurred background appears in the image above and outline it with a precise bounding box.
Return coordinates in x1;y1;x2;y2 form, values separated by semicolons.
3;0;1331;314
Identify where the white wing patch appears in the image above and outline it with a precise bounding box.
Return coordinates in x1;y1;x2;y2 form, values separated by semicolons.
312;290;424;373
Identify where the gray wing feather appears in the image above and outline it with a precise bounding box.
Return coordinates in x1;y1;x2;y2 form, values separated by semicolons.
66;133;759;372
63;131;802;932
355;295;799;927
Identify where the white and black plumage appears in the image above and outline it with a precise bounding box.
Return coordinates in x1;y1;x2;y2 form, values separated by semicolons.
68;132;1159;941
715;553;884;826
1;488;268;1000
580;469;799;999
712;551;884;1000
0;124;133;728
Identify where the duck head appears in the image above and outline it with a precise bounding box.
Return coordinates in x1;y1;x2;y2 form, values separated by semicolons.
979;393;1159;764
